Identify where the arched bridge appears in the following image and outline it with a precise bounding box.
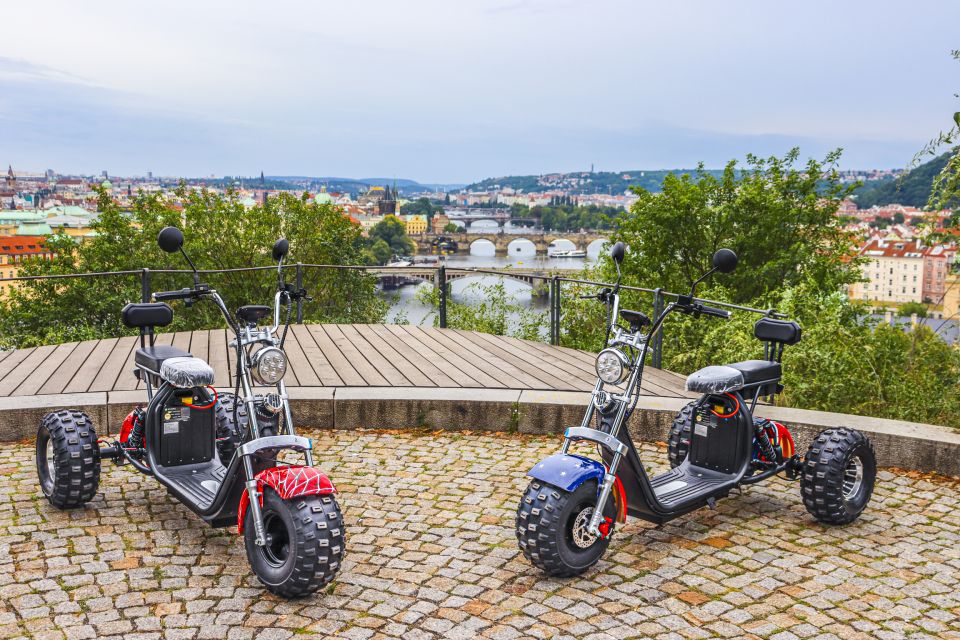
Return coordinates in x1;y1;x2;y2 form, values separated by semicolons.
415;231;609;255
369;266;581;296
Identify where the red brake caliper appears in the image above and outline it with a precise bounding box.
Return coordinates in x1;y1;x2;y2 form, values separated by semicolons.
597;517;613;538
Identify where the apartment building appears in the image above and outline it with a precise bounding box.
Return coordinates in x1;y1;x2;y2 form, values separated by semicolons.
849;238;926;304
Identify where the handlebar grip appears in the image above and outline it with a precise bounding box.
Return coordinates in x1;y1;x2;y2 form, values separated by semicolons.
699;305;730;319
153;288;193;302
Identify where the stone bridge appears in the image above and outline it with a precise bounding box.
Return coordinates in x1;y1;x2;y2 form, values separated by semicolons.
415;231;609;255
369;266;580;295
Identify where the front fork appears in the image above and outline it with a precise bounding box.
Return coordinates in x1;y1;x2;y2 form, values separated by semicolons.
238;377;313;547
588;450;621;538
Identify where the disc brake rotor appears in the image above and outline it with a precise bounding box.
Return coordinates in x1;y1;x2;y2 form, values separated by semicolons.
571;507;598;549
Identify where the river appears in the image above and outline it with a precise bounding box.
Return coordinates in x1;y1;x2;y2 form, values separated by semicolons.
383;221;608;325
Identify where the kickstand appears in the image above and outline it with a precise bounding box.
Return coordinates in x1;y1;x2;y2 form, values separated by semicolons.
706;497;717;510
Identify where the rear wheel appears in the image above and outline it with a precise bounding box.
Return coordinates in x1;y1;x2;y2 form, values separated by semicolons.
667;401;696;468
36;410;100;509
244;488;345;598
801;427;876;525
215;393;247;463
516;480;612;577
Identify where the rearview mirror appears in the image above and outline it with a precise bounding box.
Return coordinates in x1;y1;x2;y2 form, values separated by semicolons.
272;238;289;262
712;248;737;273
158;227;184;254
610;241;626;264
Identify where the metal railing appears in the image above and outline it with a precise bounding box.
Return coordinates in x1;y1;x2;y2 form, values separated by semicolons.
0;263;782;366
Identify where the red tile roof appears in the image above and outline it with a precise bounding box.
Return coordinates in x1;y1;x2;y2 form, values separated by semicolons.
0;236;48;255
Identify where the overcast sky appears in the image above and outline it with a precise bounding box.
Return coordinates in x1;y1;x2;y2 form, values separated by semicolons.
2;1;958;182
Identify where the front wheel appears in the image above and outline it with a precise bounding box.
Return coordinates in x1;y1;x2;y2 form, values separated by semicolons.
516;480;612;577
801;427;876;525
36;410;101;509
244;488;345;597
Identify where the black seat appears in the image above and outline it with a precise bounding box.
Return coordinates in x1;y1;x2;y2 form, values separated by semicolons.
135;345;192;373
727;360;781;386
122;303;173;329
237;305;272;325
620;308;651;330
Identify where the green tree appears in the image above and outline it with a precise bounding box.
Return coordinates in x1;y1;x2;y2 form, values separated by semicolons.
607;149;861;303
0;186;386;348
443;222;460;233
898;301;928;318
368;215;416;259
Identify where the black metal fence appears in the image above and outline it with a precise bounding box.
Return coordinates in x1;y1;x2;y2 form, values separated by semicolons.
0;264;780;365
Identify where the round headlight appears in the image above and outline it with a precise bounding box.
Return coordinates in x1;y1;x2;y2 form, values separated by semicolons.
595;348;630;384
251;347;287;385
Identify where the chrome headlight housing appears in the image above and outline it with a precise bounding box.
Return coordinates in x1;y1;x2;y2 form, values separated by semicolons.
595;348;630;384
250;346;287;385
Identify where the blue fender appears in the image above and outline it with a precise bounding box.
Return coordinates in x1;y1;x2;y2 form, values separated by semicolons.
527;453;605;493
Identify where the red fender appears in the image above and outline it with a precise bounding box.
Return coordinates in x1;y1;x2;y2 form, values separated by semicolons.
237;465;336;533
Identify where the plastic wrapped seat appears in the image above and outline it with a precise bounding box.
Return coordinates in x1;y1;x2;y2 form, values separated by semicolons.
685;365;745;394
160;357;215;388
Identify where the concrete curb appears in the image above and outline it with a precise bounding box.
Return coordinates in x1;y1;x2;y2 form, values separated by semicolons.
2;387;957;477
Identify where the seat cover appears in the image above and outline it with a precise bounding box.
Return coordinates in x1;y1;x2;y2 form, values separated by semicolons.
135;345;192;372
160;356;215;388
685;365;744;394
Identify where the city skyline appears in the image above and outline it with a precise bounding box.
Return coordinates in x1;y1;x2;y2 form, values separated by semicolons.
2;1;959;182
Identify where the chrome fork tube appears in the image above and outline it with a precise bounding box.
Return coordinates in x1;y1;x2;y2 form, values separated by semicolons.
243;454;267;546
588;450;621;537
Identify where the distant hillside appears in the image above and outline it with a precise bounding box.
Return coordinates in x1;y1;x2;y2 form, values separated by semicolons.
853;153;952;208
465;168;725;194
268;176;464;196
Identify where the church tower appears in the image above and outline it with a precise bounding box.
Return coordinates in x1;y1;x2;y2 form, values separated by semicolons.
5;165;15;190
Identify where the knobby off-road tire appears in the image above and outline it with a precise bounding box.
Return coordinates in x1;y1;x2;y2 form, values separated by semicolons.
801;427;876;525
244;488;345;598
667;401;697;468
36;410;100;509
215;393;248;463
516;480;612;577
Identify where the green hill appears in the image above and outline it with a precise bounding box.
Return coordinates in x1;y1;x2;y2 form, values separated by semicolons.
853;153;952;208
465;169;724;195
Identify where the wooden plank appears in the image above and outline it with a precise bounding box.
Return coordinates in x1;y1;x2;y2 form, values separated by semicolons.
368;324;458;387
190;330;209;369
171;331;192;353
88;337;137;392
453;329;572;390
352;324;434;387
397;325;507;388
0;345;59;397
420;328;529;389
0;348;36;393
388;325;489;388
114;335;144;392
39;339;98;395
207;329;232;388
291;324;343;387
321;325;393;386
280;328;322;386
496;335;597;389
334;324;413;387
295;324;366;386
64;339;117;393
12;342;80;397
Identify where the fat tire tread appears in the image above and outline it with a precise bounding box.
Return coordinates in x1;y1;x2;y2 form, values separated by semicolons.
516;480;608;578
215;393;247;463
800;427;876;525
667;401;696;468
245;490;345;598
38;409;100;509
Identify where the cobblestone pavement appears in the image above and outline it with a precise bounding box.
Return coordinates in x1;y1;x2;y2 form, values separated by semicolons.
2;429;960;640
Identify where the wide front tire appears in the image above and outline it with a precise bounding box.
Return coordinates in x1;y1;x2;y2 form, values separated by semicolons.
801;427;876;525
667;401;697;468
36;410;100;509
244;488;345;598
516;480;611;577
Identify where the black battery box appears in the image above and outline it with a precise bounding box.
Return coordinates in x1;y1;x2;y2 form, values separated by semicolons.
688;396;747;473
156;389;215;467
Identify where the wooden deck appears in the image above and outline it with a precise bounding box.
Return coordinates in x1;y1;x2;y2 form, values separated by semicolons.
0;325;695;399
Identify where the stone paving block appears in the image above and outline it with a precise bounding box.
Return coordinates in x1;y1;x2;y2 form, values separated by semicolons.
0;429;958;639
